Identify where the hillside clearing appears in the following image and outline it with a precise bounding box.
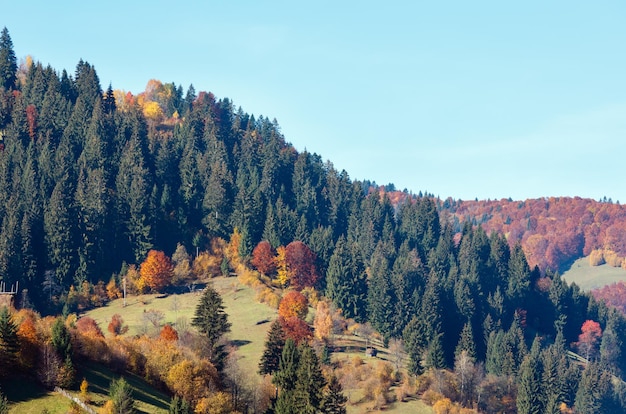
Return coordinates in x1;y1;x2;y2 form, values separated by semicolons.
562;257;626;291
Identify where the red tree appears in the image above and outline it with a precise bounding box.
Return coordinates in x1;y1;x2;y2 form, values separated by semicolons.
108;314;128;337
575;320;602;361
160;324;179;342
279;316;313;344
251;241;276;276
285;241;319;289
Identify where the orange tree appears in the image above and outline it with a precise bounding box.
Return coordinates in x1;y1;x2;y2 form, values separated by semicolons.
140;250;174;292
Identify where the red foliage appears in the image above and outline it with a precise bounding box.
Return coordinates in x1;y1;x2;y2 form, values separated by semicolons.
76;316;104;338
575;320;602;360
285;241;319;289
278;290;309;320
593;282;626;314
108;314;128;337
437;196;626;272
279;316;312;344
251;241;276;276
159;324;179;342
26;104;37;140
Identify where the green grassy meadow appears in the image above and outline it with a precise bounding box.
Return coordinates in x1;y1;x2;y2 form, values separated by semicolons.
561;257;626;291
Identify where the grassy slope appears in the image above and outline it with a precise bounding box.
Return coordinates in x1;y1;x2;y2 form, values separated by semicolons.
561;257;626;291
86;276;277;364
4;362;171;414
86;276;433;413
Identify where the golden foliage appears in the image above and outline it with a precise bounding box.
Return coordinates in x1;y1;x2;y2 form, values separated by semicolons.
275;246;289;288
313;300;333;341
167;359;218;403
194;391;234;414
589;249;605;266
106;277;121;300
142;101;164;122
140;250;173;293
255;287;281;309
193;252;222;279
604;250;623;267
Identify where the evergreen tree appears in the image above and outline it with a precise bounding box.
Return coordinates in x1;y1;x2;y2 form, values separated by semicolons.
0;307;18;376
51;317;72;360
0;27;17;90
455;320;477;360
424;332;446;370
259;319;286;375
326;236;367;321
293;343;326;414
516;337;544;414
274;338;299;391
320;374;348;414
168;395;191;414
191;285;231;355
574;362;613;414
108;377;135;414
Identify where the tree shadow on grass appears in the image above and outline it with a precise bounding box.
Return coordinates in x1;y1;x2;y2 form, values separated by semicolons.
1;376;49;403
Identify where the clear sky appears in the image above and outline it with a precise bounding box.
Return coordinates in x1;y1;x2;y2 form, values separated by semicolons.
4;1;626;202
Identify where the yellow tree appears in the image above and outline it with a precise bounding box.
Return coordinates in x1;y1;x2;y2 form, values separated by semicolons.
313;300;333;342
276;246;289;287
140;250;174;293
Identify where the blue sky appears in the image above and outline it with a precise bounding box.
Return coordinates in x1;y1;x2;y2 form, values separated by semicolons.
4;1;626;202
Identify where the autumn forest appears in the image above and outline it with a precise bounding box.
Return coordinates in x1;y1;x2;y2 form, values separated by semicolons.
1;27;626;413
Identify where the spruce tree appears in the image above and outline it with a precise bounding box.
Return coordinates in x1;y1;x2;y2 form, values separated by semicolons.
293;343;326;414
320;374;347;414
109;377;135;413
273;338;299;392
0;28;17;90
517;337;544;414
0;307;18;376
192;285;231;352
259;319;286;375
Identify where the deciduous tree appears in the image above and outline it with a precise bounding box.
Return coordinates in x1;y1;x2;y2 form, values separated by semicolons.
278;290;309;320
575;320;602;361
140;250;173;293
251;240;276;276
285;241;319;289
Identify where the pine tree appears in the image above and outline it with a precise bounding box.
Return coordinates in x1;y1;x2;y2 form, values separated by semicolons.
108;377;135;413
0;28;17;90
455;320;477;360
191;285;231;355
273;338;299;392
168;395;191;414
259;319;286;375
574;362;612;414
320;374;348;414
293;343;326;414
0;307;18;377
517;337;544;414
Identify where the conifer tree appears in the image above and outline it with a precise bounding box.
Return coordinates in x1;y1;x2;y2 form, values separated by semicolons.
192;285;231;361
0;307;18;376
320;374;347;414
108;377;135;413
517;337;544;414
273;338;299;393
259;320;286;376
0;27;17;90
293;343;326;414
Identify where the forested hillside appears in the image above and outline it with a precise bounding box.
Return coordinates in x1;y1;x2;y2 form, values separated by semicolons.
437;197;626;273
2;27;626;412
